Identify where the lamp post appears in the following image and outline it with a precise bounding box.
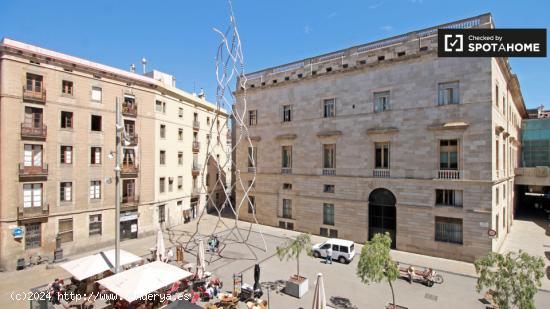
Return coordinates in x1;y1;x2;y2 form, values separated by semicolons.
114;97;122;273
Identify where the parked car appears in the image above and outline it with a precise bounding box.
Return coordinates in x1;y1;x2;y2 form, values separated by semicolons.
311;238;356;263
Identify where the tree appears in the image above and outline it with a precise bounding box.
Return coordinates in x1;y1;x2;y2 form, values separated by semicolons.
276;233;312;279
356;233;399;308
474;250;544;309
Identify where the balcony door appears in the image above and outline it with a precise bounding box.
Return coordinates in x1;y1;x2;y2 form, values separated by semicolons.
24;107;43;128
24;144;43;169
26;73;43;92
123;149;135;167
122;179;135;202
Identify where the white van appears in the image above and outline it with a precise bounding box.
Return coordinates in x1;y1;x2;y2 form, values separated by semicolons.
311;238;356;263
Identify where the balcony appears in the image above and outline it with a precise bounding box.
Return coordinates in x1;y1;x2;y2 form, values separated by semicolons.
322;168;336;176
192;164;202;176
122;195;139;208
126;134;139;146
22;86;46;103
373;168;390;178
191;187;201;196
192;141;200;153
121;164;139;178
18;204;49;222
281;167;292;175
122;103;138;117
438;169;460;180
21;123;47;140
19;163;48;181
193;120;200;131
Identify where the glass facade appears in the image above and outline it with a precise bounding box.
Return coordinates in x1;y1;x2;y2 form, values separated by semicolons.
521;119;550;167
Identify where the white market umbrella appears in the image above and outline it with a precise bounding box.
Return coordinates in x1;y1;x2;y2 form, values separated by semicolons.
197;238;206;279
312;273;327;309
59;249;142;281
156;230;166;261
97;261;193;302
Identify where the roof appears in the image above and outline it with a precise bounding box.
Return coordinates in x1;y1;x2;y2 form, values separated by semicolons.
325;238;354;246
0;38;227;115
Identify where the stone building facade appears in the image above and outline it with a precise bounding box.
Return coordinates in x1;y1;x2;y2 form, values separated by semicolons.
0;38;228;270
235;13;526;262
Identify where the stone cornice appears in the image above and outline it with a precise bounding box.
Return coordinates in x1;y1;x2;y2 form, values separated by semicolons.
427;122;469;131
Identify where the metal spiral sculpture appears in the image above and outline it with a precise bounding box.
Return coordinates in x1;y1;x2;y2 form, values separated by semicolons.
184;0;267;262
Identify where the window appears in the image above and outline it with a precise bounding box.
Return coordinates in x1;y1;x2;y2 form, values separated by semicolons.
26;73;43;92
323;99;335;118
60;146;73;164
60;182;72;202
62;80;73;95
159;177;165;193
323;184;335;193
375;142;390;168
248;146;257;168
24;144;43;167
283;183;292;190
61;111;73;128
438;81;460;105
435;217;463;244
178;128;183;141
159;205;166;223
283;105;292;122
248;110;257;126
207;117;210;125
435;190;463;207
90;181;101;199
91;115;102;131
123;149;136;167
178;152;183;165
160;124;166;138
89;214;102;236
23;183;42;208
59;218;74;243
440;140;458;170
495;84;499;107
91;147;101;164
248;196;256;213
155;100;166;113
320;228;338;238
91;86;102;102
323;203;335;225
25;223;41;250
279;221;294;230
178;107;184;118
160;150;166;165
178;176;183;190
282;199;292;219
496;187;499;205
282;146;292;169
374;91;390;112
169;177;173;192
323;144;335;169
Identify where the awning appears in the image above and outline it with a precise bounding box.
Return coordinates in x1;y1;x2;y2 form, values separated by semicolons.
97;261;193;302
59;249;142;280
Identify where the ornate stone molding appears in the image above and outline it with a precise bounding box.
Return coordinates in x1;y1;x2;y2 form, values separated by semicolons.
427;121;469;131
366;127;399;135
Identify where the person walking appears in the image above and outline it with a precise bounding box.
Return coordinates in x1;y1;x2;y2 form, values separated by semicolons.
326;245;333;264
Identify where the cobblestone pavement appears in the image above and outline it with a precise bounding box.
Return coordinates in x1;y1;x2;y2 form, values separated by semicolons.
1;214;549;309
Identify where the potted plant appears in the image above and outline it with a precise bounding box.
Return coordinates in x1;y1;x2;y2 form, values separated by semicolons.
276;233;312;298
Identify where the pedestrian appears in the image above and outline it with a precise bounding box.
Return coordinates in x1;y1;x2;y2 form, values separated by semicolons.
326;245;333;264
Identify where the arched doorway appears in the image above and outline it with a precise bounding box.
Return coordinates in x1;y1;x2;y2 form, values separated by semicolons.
368;188;397;248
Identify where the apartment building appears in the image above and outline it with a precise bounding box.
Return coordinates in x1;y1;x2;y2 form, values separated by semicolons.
0;39;228;270
235;13;526;262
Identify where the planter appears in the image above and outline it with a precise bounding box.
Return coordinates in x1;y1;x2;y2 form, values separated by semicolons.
284;275;308;298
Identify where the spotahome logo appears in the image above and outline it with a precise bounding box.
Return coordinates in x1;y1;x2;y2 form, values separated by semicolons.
438;29;546;57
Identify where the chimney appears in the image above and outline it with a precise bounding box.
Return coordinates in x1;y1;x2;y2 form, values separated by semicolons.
130;64;136;73
198;88;205;100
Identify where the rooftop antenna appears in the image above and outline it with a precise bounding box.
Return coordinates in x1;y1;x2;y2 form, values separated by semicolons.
141;57;147;74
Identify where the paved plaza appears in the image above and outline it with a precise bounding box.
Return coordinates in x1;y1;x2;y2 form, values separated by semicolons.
0;214;549;309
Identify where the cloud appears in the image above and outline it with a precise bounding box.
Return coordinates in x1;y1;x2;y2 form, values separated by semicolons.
304;25;312;35
328;11;337;19
380;25;393;32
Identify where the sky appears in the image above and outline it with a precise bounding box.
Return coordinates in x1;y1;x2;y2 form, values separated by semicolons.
0;0;548;108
